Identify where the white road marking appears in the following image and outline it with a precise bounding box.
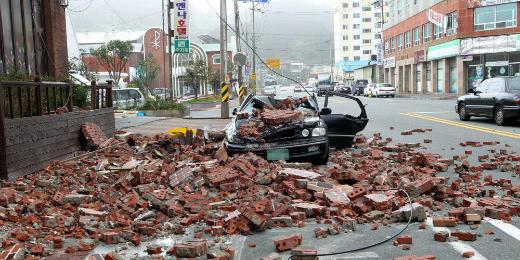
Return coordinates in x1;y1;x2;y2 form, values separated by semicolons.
485;218;520;241
425;218;488;260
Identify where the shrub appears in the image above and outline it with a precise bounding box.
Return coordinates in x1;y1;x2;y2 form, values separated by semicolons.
141;99;186;112
182;96;219;104
72;84;89;109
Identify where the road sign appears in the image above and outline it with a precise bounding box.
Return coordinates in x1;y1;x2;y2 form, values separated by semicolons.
174;40;190;54
233;52;247;66
266;58;280;69
251;73;257;81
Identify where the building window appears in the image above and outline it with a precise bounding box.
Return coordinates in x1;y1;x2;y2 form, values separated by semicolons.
354;46;361;50
375;12;381;18
363;29;372;33
343;14;349;19
354;35;361;40
363;39;371;44
213;54;221;64
343;57;349;61
354;56;361;61
433;24;443;39
353;24;361;29
353;2;360;8
375;33;381;39
362;7;371;11
363;18;371;22
354;13;360;18
343;35;348;40
405;31;411;48
413;26;420;46
446;12;458;35
343;3;348;8
391;37;396;52
343;25;348;30
397;34;403;50
363;50;371;54
474;3;516;31
343;46;348;51
423;23;431;43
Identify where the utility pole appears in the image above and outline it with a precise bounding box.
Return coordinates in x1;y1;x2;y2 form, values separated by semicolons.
251;2;257;94
220;0;229;119
234;0;245;104
167;0;174;100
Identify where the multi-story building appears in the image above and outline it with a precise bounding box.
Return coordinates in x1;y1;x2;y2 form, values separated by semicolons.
334;0;389;82
383;0;520;95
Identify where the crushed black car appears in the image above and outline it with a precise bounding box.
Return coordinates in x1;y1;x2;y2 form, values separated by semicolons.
225;91;369;165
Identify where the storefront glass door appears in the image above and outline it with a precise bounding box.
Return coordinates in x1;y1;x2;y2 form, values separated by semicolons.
449;60;457;93
437;62;444;93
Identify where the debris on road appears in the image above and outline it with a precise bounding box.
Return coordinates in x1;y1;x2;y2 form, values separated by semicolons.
0;128;518;259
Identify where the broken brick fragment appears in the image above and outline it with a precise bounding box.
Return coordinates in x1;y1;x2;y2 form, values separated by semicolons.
274;234;303;252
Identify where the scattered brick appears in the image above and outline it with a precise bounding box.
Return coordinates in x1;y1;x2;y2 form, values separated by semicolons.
274;234;303;252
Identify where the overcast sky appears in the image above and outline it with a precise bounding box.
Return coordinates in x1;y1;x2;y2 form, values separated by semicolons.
69;0;336;64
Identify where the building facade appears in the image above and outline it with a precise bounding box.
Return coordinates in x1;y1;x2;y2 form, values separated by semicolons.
334;0;389;82
383;0;520;95
0;0;68;78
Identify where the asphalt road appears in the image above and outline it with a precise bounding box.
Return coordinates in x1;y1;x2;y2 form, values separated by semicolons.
109;87;520;259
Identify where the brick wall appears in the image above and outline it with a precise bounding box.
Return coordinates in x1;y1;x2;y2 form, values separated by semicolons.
42;0;68;78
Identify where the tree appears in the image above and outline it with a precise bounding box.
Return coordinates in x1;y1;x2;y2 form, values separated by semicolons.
208;68;221;95
185;59;208;99
133;56;160;98
91;40;133;85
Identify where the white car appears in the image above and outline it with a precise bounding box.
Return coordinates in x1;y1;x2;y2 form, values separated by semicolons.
112;88;146;109
365;83;396;98
294;85;303;92
264;86;276;96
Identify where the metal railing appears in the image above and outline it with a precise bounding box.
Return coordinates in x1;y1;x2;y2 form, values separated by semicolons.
0;80;72;120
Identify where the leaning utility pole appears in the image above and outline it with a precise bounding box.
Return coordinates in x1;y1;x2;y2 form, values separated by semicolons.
220;0;229;119
167;1;174;100
251;2;257;94
234;0;245;104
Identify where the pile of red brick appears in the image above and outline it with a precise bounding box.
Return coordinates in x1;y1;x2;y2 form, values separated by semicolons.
0;131;518;259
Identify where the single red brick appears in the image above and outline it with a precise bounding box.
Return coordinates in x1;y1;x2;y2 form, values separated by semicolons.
451;231;477;241
462;251;475;258
396;235;412;245
434;231;449;242
274;234;303;252
432;216;457;227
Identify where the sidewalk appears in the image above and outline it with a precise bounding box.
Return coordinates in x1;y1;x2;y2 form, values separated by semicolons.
396;93;458;100
122;117;230;136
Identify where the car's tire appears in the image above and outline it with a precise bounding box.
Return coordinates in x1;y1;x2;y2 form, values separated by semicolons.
458;103;471;121
494;105;508;126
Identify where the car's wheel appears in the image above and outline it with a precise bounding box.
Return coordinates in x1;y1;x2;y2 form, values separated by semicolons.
494;105;508;126
458;103;471;121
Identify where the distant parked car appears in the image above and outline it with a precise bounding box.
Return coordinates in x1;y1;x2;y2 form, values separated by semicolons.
294;85;303;92
352;80;368;96
335;84;352;95
112;88;146;109
365;83;396;98
456;77;520;126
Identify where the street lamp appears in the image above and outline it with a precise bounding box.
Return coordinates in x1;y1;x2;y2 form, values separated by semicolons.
58;0;68;8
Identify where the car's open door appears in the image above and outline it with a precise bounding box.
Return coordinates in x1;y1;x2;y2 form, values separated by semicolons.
320;91;369;148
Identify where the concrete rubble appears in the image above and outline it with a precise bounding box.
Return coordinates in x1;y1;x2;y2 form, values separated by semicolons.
0;128;518;259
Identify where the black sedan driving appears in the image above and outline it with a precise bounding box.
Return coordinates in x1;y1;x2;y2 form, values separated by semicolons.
456;77;520;125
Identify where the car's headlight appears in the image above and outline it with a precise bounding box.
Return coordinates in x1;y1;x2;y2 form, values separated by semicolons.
302;129;310;137
312;127;326;137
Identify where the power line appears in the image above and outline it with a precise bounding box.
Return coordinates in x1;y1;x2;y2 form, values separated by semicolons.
102;0;129;26
69;0;94;13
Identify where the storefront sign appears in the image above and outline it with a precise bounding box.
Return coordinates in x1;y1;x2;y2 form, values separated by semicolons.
376;43;384;66
427;40;460;61
461;34;517;55
414;50;426;64
428;9;444;28
467;0;520;8
486;61;509;66
384;57;395;68
173;0;190;53
461;55;474;61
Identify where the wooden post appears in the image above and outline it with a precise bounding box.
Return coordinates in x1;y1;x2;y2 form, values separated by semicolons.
0;85;7;179
66;83;73;112
90;80;97;109
106;80;113;108
35;79;43;116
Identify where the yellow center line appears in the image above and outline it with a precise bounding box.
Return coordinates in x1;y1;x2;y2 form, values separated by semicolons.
402;112;520;139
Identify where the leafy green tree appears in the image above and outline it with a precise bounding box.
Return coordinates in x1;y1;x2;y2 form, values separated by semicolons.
185;59;208;99
208;67;221;95
133;56;160;99
91;40;133;85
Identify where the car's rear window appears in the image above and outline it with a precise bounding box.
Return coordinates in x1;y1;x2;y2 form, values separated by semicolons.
507;78;520;92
